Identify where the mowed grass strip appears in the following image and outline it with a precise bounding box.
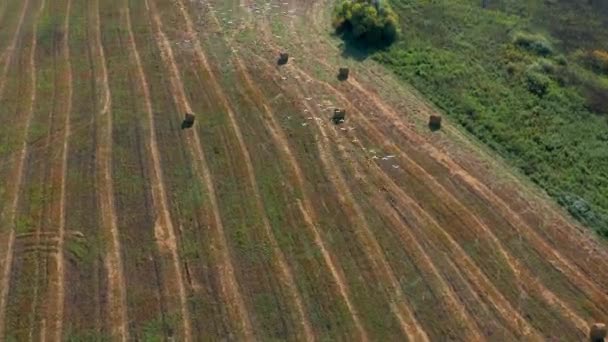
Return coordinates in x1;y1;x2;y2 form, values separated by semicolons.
6;0;72;339
127;0;241;338
288;5;600;336
228;45;414;339
97;0;174;339
310;114;482;340
60;0;107;339
0;0;27;65
327;68;604;337
185;6;366;339
152;2;303;338
1;0;47;339
0;0;36;230
383;135;608;324
191;9;376;337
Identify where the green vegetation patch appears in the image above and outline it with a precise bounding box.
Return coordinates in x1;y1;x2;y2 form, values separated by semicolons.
371;0;608;236
333;0;400;46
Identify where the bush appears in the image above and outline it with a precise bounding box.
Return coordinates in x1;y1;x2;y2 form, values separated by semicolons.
333;0;400;46
513;32;554;56
578;49;608;74
525;69;551;96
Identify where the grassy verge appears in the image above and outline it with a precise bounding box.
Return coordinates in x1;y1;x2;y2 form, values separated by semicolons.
370;0;608;235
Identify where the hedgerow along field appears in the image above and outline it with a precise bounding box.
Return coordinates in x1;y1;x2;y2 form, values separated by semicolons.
0;0;607;340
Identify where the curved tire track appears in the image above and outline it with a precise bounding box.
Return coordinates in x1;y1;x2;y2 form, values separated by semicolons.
0;0;31;99
0;0;45;337
90;0;128;339
47;0;73;339
123;2;192;340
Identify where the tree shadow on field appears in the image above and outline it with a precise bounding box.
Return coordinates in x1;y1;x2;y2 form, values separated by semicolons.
335;30;393;62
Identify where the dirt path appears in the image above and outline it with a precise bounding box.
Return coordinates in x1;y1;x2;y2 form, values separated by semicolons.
48;0;72;339
122;2;192;340
145;0;253;338
0;0;45;337
90;0;128;339
171;2;314;339
0;0;30;99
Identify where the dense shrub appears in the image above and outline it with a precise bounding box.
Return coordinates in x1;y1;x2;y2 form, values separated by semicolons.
578;49;608;74
525;69;551;96
333;0;400;46
513;32;554;56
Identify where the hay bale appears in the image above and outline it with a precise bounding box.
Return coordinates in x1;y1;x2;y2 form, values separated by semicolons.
278;52;289;65
429;115;442;130
590;323;607;342
182;112;195;129
332;108;346;124
338;67;350;81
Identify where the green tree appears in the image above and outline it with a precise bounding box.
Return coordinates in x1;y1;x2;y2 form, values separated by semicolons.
333;0;400;46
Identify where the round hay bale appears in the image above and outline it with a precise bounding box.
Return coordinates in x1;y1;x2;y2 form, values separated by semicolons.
428;115;442;130
338;67;350;81
590;323;607;342
278;52;289;65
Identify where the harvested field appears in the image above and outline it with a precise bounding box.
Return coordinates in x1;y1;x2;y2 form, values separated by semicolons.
0;0;607;340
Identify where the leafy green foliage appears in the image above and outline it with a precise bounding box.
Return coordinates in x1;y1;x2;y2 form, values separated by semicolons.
513;32;554;56
333;0;400;46
373;0;608;236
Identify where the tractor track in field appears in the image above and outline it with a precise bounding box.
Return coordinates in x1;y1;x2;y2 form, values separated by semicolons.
211;3;433;339
123;1;193;340
238;43;429;338
238;8;487;338
257;2;608;334
295;1;608;300
296;93;430;341
3;0;608;339
245;49;544;334
208;9;368;335
291;82;473;339
47;0;71;339
90;0;129;339
303;99;483;340
267;17;491;337
346;76;608;302
291;62;593;334
0;0;30;99
171;2;314;339
230;54;369;341
145;0;253;338
0;0;45;337
258;8;605;329
233;10;431;340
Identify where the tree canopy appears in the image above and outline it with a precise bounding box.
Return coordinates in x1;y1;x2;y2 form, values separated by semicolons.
333;0;400;46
